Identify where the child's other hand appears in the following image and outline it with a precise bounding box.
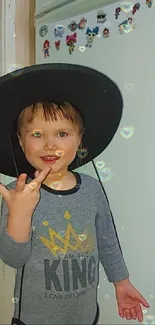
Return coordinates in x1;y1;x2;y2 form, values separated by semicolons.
0;166;52;219
115;281;150;322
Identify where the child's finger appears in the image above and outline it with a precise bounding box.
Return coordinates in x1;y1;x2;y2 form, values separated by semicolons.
16;174;27;192
34;167;52;185
0;183;10;202
34;171;40;178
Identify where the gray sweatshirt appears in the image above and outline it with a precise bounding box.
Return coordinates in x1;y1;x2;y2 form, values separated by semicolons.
0;172;129;324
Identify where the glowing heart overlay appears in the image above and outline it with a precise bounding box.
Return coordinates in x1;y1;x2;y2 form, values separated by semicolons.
77;148;88;158
120;126;134;139
99;168;113;183
50;181;63;190
79;46;86;52
55;150;64;157
96;161;105;169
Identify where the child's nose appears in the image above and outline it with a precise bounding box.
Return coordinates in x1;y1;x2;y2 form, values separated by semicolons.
44;139;57;150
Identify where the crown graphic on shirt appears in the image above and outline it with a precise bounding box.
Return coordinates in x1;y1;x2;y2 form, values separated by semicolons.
39;210;95;257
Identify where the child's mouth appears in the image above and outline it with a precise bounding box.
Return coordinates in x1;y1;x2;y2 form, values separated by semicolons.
41;156;60;164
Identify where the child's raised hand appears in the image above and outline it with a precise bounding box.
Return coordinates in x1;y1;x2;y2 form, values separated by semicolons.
0;166;52;220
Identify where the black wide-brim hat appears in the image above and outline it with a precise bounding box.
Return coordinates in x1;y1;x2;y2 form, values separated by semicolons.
0;63;123;178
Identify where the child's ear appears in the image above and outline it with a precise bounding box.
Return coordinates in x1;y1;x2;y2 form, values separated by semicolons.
78;138;81;149
17;133;24;151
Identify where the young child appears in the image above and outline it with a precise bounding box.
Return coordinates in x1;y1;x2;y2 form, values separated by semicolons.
0;64;149;325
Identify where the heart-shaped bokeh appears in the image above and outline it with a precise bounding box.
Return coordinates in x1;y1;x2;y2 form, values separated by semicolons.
58;230;66;237
79;46;86;52
55;150;65;157
50;181;62;190
104;22;110;27
12;298;19;303
58;252;66;258
142;310;147;315
42;221;49;226
99;167;113;183
143;315;155;325
124;83;135;91
120;126;134;139
120;2;133;12
77;148;88;158
78;234;87;241
124;24;134;34
8;63;23;77
96;161;105;169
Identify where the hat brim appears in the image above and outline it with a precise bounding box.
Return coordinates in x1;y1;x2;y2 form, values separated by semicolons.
0;63;123;177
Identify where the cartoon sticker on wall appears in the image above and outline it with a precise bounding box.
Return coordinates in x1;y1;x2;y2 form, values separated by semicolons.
54;25;65;38
132;3;140;14
97;10;107;23
55;40;60;51
39;25;48;37
115;7;121;19
66;33;77;54
68;21;78;31
146;0;154;7
103;28;110;39
78;17;87;30
115;2;140;18
42;40;50;58
85;27;99;48
118;17;134;34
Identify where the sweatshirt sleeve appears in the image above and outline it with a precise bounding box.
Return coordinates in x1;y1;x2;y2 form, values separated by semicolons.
0;197;33;269
95;184;130;283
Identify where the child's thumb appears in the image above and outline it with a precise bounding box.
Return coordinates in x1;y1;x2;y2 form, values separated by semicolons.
0;183;9;202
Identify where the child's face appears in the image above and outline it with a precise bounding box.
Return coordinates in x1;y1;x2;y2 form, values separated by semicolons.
18;111;81;176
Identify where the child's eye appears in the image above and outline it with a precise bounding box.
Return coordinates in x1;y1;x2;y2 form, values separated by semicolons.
32;132;42;138
32;132;67;138
58;132;68;137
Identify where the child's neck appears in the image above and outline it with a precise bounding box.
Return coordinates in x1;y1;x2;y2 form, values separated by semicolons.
42;170;77;190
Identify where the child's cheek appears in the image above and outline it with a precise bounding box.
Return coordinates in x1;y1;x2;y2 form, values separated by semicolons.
26;138;42;153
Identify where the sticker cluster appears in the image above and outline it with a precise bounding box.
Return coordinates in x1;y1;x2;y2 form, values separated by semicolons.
39;1;154;57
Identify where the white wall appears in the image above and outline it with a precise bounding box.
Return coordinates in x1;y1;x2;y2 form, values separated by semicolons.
36;1;155;324
35;0;118;23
